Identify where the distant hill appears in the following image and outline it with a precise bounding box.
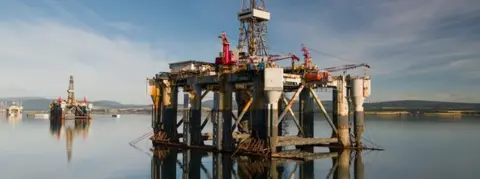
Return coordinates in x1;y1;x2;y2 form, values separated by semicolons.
364;100;480;111
1;97;479;111
0;97;149;110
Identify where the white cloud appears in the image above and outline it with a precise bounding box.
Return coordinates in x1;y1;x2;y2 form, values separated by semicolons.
271;0;480;102
0;19;168;104
274;0;480;74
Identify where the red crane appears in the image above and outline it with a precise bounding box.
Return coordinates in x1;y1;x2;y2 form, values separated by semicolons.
301;45;312;68
215;32;236;65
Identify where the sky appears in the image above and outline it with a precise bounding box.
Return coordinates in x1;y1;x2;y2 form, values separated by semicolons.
0;0;479;104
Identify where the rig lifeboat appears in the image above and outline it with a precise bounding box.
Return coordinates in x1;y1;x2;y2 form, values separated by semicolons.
304;71;330;82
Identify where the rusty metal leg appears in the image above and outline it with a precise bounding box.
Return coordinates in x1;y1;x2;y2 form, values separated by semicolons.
163;84;178;142
277;98;284;152
333;76;350;147
251;76;266;140
220;78;233;151
299;88;314;152
183;92;191;146
213;92;222;150
266;102;279;153
151;102;156;131
152;82;163;133
191;84;204;146
156;98;163;133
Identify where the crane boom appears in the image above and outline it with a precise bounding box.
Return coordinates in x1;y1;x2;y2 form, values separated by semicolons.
267;53;300;62
321;63;370;73
267;53;300;69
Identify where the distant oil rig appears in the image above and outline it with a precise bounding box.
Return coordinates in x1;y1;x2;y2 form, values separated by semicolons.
1;101;23;117
49;75;93;120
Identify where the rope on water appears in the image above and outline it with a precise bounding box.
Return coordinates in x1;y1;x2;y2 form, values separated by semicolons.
128;131;154;157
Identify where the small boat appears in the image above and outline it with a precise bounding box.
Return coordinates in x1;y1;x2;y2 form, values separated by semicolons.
112;114;121;118
34;113;50;119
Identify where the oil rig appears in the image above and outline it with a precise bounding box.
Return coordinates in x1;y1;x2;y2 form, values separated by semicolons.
49;75;93;120
4;101;23;117
148;0;372;160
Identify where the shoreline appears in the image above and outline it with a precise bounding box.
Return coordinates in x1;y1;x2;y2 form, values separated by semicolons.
22;109;480;117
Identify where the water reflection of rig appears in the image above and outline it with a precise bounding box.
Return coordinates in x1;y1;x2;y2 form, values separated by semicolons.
49;75;93;120
151;148;365;179
50;119;91;162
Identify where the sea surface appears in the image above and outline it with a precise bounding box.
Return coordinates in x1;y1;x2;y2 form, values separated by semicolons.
0;114;479;179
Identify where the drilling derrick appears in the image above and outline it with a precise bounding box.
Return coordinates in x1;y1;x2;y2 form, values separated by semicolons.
237;0;270;61
67;75;75;105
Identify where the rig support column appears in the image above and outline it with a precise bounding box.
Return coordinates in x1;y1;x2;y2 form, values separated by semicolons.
162;80;178;142
251;75;266;140
333;76;350;147
263;68;283;153
299;88;314;152
151;80;162;132
219;76;233;151
213;92;222;150
350;78;371;148
277;98;284;152
183;92;192;146
191;84;204;146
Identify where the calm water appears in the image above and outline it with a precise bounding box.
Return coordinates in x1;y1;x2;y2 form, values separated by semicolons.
0;114;479;179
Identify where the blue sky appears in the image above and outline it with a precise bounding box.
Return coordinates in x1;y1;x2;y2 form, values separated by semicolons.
0;0;479;104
